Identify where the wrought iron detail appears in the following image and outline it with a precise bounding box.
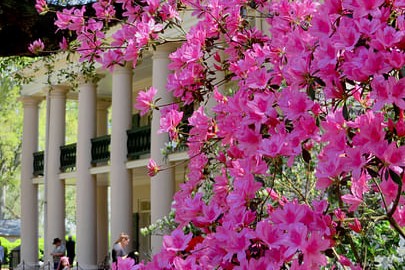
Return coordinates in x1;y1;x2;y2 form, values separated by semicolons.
60;143;77;172
91;135;111;164
127;126;151;160
33;151;44;176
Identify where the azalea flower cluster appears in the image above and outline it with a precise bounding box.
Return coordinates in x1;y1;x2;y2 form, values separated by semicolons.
49;0;177;69
28;39;45;55
35;0;405;268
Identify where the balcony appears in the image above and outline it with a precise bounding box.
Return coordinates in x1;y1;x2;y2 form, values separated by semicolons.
60;143;77;172
127;126;151;160
33;151;44;176
32;126;152;176
91;135;111;164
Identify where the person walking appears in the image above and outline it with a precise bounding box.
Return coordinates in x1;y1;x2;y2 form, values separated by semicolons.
51;238;66;270
65;236;75;265
111;233;130;263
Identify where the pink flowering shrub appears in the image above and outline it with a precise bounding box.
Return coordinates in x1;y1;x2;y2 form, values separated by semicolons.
112;257;138;270
28;39;45;55
35;0;405;268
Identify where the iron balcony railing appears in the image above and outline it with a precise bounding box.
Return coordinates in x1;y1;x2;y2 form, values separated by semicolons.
33;151;44;176
32;126;153;175
91;135;111;164
60;143;77;172
127;126;151;160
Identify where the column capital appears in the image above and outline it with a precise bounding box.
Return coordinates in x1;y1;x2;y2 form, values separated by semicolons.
113;63;133;75
48;84;69;99
97;99;111;111
77;73;105;86
19;96;43;107
152;42;180;60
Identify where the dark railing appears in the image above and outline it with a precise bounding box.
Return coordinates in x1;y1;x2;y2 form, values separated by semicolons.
91;135;111;164
127;126;151;160
60;143;77;172
33;151;44;176
33;126;153;175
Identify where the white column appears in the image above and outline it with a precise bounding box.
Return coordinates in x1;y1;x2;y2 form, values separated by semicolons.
151;44;176;254
76;79;97;268
110;64;133;247
45;85;68;263
20;96;42;264
96;100;110;263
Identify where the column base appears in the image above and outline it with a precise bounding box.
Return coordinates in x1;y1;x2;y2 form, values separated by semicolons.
72;263;100;270
15;261;42;270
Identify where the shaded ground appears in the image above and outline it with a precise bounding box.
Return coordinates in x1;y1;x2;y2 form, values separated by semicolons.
0;0;62;57
0;1;101;57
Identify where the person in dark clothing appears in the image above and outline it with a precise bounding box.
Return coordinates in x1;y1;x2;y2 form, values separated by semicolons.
65;236;75;266
126;250;139;265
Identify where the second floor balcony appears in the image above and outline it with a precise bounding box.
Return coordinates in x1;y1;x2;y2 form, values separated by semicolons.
33;126;151;176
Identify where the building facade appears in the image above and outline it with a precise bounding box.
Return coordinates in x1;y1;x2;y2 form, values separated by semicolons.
19;43;189;269
18;6;267;269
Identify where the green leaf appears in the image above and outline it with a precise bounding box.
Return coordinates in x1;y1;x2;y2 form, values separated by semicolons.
302;147;311;163
314;76;326;87
306;84;315;100
343;102;349;121
400;66;405;79
389;169;402;185
367;167;379;178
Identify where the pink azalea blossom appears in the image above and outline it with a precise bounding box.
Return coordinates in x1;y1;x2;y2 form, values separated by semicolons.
255;221;282;249
173;192;203;226
172;256;201;270
46;0;405;267
278;87;313;120
350;111;387;153
93;0;116;21
301;231;330;267
162;228;193;252
334;208;346;221
160;3;181;21
393;205;405;227
380;143;405;169
111;257;137;270
388;110;405;137
333;16;361;50
338;255;353;267
59;37;69;51
134;87;157;116
379;175;399;206
348;218;362;233
28;39;44;54
271;202;308;228
100;49;124;71
214;225;253;264
344;0;385;18
259;134;287;158
35;0;48;14
159;107;183;140
147;159;160;177
55;6;86;32
370;25;403;50
342;173;370;212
